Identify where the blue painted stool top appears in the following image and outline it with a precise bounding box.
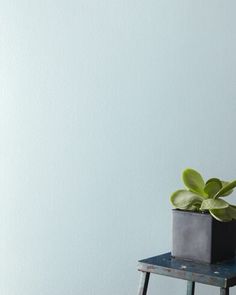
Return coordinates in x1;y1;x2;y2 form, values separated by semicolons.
138;252;236;288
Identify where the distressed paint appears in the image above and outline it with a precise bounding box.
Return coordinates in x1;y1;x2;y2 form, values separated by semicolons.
187;281;195;295
138;252;236;288
220;288;229;295
137;272;150;295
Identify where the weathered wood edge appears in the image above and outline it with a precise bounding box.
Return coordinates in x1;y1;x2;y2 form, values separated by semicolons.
137;262;227;287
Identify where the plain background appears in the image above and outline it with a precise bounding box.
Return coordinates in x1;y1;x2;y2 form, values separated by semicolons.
1;1;236;294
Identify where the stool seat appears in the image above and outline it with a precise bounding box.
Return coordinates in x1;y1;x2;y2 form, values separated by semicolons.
137;252;236;295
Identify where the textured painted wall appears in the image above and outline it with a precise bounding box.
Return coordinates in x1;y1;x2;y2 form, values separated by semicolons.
1;1;236;294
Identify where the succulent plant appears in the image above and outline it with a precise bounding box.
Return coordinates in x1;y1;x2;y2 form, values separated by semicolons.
170;168;236;222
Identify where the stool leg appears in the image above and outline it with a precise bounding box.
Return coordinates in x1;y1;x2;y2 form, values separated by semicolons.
137;271;150;295
220;288;229;295
187;281;195;295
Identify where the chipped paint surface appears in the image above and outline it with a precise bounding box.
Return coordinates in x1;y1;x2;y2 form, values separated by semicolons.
138;252;236;288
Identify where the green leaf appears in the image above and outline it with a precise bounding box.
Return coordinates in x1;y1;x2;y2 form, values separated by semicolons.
220;181;234;196
206;178;222;187
192;204;201;211
209;208;232;222
227;205;236;219
204;178;222;198
214;180;236;198
170;189;204;210
182;168;206;196
209;205;236;222
200;198;229;210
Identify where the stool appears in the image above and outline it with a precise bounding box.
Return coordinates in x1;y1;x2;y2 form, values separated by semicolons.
137;252;236;294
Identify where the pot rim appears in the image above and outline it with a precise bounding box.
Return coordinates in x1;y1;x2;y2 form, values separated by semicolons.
172;208;211;217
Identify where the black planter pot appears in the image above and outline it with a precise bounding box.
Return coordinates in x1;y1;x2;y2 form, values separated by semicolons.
172;209;236;263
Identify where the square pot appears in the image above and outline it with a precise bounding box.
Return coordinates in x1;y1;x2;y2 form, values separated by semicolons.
172;209;236;263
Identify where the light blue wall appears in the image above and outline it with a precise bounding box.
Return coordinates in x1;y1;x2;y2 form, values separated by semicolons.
1;1;236;294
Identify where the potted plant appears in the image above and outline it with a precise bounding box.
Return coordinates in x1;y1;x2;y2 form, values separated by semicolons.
170;168;236;263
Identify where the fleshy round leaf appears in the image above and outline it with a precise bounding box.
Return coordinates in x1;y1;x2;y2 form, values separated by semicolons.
206;178;221;185
220;181;234;196
204;178;222;198
214;180;236;198
209;208;232;222
182;168;206;196
200;198;229;210
170;189;204;210
227;205;236;219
